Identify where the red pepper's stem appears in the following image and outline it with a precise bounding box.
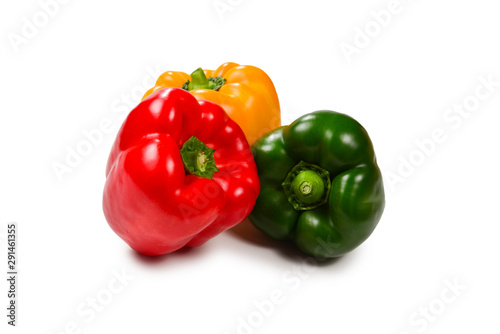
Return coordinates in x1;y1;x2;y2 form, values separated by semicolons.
180;136;219;179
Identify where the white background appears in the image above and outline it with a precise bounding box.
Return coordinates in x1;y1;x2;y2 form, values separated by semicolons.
1;0;499;333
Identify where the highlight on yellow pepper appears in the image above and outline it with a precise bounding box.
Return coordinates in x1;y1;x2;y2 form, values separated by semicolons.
142;62;281;145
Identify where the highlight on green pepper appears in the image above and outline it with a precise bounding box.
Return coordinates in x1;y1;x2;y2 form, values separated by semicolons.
248;110;385;258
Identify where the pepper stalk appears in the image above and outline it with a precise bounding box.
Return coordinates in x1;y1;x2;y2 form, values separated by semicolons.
182;68;226;91
282;161;331;210
180;136;219;179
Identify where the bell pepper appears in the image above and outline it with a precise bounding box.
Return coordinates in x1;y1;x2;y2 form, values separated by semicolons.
248;110;385;258
143;62;281;145
103;87;260;256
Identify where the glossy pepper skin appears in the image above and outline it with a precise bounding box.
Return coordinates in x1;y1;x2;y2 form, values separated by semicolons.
143;62;281;145
248;111;385;258
103;88;260;256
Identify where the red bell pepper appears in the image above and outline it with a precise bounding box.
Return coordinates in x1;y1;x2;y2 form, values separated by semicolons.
103;87;260;256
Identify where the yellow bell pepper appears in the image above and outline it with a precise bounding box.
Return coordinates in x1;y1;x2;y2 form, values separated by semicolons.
142;62;281;145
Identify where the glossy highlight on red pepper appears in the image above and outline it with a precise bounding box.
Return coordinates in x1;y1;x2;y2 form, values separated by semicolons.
103;88;260;256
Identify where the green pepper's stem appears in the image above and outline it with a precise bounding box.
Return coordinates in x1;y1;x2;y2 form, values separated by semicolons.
282;161;331;211
291;170;326;205
180;136;219;179
182;68;226;91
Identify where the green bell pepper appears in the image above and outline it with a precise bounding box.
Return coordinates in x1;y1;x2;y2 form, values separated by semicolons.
248;110;385;258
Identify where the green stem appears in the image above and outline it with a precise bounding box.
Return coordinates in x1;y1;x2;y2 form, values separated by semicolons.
180;136;219;179
182;68;226;91
282;161;331;211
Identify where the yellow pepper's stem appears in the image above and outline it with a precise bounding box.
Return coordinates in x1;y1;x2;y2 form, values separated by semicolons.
182;68;226;91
